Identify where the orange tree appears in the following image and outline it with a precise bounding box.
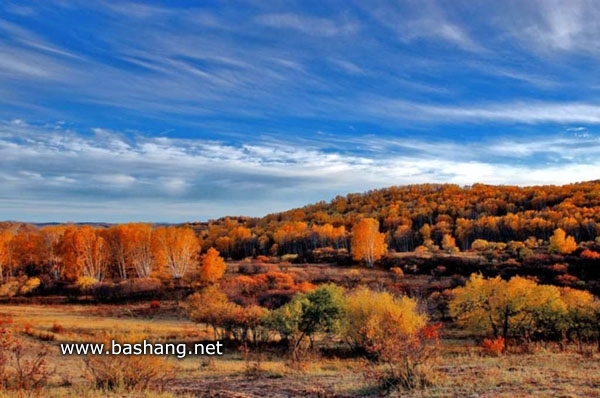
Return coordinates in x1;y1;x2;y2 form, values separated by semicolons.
351;218;387;267
200;247;227;284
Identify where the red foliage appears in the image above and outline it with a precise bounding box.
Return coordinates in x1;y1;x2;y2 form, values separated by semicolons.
149;300;161;309
481;337;504;356
581;249;600;260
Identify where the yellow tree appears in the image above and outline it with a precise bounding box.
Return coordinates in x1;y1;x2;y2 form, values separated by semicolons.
152;226;200;279
441;233;458;253
344;287;426;352
548;228;577;254
200;247;227;284
449;274;566;351
351;218;387;267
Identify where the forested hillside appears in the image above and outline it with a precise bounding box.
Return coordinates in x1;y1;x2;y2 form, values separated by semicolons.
1;180;600;295
192;180;600;258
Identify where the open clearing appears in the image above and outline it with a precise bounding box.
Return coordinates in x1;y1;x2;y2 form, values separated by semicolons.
1;302;600;397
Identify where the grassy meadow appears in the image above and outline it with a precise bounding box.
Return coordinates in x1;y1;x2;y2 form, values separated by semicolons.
1;264;599;397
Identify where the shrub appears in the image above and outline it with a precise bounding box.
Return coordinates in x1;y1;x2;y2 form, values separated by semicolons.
149;300;161;309
255;271;294;290
581;249;600;260
0;281;20;297
51;322;64;334
481;337;504;356
19;277;41;295
363;323;441;393
84;331;174;391
344;287;426;357
281;254;298;263
0;328;53;393
76;276;99;291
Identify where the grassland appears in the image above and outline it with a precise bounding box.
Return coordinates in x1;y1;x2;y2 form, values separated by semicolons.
1;301;599;398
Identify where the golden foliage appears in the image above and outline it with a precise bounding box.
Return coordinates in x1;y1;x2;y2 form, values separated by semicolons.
200;247;227;284
344;287;426;353
152;226;200;279
548;228;577;254
351;218;387;267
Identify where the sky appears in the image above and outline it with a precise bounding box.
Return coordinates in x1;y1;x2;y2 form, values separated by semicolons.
1;0;600;223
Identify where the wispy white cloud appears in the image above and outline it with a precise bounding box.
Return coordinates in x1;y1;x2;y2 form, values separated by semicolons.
1;121;598;222
363;98;600;125
255;13;358;37
360;0;482;52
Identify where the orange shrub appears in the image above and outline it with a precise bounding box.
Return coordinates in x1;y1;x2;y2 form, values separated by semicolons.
255;271;294;290
581;249;600;259
229;275;264;296
294;281;316;293
481;337;504;356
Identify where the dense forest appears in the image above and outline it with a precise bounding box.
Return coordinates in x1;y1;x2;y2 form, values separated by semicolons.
1;180;600;295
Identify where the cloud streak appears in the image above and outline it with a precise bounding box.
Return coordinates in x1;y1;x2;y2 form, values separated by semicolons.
1;121;599;222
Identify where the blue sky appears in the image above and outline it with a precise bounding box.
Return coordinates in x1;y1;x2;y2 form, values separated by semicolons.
1;0;600;222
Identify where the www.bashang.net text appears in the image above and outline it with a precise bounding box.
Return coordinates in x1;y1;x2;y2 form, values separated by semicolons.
60;340;223;359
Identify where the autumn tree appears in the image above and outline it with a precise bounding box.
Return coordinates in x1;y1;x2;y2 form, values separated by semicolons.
559;287;600;350
0;229;14;282
441;233;458;253
187;285;236;339
344;287;426;354
152;226;200;279
38;225;65;279
274;221;308;255
449;274;566;350
59;226;110;282
106;223;155;279
200;247;226;284
11;225;41;273
548;228;577;254
347;288;439;392
104;225;129;280
126;223;155;278
229;226;253;258
351;218;387;267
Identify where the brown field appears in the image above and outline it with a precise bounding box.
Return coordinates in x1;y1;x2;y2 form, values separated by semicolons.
1;301;599;398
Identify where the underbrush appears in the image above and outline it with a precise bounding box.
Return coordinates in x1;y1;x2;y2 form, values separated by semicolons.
0;327;54;396
83;331;175;392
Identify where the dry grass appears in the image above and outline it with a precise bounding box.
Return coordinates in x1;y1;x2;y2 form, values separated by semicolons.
0;303;599;397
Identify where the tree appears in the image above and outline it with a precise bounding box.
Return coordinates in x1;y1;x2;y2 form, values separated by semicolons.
268;284;345;360
449;274;566;351
59;226;109;282
126;223;154;279
0;229;14;282
351;218;387;267
152;226;200;279
105;223;156;280
187;285;236;339
200;248;226;284
441;233;458;253
38;225;65;279
548;228;577;254
344;287;426;354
